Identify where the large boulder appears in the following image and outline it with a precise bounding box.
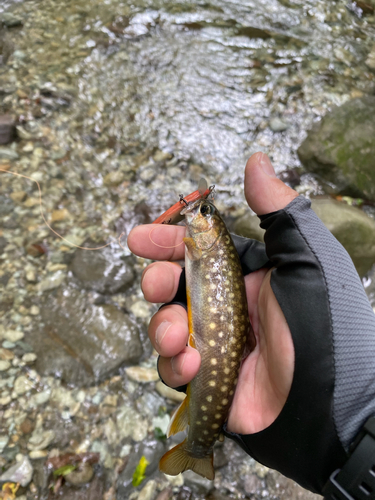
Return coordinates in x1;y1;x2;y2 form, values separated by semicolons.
298;96;375;200
311;198;375;276
29;284;143;386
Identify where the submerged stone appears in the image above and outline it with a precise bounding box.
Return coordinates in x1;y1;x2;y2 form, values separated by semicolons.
71;241;135;295
0;455;33;487
29;284;143;386
298;96;375;200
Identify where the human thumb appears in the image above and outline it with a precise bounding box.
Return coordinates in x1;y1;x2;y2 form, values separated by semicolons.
245;152;299;216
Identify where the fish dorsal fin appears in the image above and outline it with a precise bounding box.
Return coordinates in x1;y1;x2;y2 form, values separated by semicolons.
198;177;208;195
167;396;189;437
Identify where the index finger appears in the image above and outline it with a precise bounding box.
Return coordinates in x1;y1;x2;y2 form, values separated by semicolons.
127;224;186;261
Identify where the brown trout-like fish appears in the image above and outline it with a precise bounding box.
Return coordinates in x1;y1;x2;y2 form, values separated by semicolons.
159;198;255;480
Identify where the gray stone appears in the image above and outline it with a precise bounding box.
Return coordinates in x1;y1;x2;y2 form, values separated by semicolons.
311;198;375;276
233;212;265;242
71;241;135;295
0;455;33;487
183;470;214;493
0;147;18;160
37;271;66;292
0;115;16;145
1;13;23;27
298;96;375;200
269;117;289;132
29;284;143;385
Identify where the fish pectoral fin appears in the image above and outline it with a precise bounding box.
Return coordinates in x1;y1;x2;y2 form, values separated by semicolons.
167;396;189;437
159;439;214;480
183;237;202;261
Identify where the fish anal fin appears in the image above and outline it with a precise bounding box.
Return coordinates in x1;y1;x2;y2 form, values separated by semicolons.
167;397;189;437
183;237;202;261
159;440;215;480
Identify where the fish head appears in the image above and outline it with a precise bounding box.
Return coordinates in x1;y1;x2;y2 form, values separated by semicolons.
182;199;224;251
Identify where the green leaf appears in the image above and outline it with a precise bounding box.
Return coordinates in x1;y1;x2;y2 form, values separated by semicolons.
132;456;149;487
154;427;166;440
53;464;77;477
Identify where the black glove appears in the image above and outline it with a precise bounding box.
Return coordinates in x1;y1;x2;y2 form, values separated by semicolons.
162;195;375;495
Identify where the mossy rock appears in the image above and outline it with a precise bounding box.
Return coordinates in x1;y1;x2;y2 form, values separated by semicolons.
298;96;375;201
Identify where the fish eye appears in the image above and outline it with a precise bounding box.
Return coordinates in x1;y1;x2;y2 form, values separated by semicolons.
200;203;214;216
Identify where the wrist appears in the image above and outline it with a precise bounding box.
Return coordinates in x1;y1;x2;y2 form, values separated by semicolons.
323;416;375;500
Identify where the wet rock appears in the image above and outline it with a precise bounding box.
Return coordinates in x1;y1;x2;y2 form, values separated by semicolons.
243;473;263;495
183;470;214;494
2;329;24;342
233;212;265;241
117;439;167;498
117;405;148;442
0;455;33;487
65;463;94;486
0;360;11;371
269;117;289;132
0;115;16;145
37;271;66;292
155;488;173;500
27;428;55;451
14;375;34;395
71;241;135;295
125;366;159;383
1;13;23;28
311;198;375;276
29;284;143;385
298;96;375;200
138;479;157;500
0;147;18;160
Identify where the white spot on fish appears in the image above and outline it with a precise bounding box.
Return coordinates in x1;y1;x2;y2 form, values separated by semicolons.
206;395;213;402
201;405;207;411
217;405;222;410
210;258;215;263
230;351;237;357
224;367;230;374
229;390;234;395
209;323;216;330
211;358;217;365
209;340;216;347
222;398;228;405
205;274;210;279
219;296;224;302
203;416;208;421
197;421;202;425
227;306;233;312
208;297;213;303
210;284;216;290
229;293;235;299
221;346;225;354
228;271;233;277
221;386;228;392
219;249;224;255
209;380;216;387
212;423;219;429
215;414;221;419
203;430;209;435
210;307;217;313
218;332;224;338
211;370;217;376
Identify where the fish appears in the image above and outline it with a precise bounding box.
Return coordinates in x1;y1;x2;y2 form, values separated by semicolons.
159;198;255;480
152;178;214;225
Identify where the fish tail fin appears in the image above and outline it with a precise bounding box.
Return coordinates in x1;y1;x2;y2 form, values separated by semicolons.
167;396;189;437
159;439;214;480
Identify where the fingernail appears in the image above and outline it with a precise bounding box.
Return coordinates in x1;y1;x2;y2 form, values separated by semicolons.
260;153;276;177
155;320;172;347
171;352;187;375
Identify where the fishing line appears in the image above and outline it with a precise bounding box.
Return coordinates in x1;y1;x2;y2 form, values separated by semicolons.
148;224;184;249
0;168;123;251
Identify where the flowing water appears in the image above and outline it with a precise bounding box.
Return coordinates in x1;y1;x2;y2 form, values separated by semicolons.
0;0;374;499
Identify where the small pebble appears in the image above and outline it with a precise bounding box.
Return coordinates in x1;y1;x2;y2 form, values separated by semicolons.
14;375;33;395
3;330;24;342
30;305;40;316
125;366;159;383
29;450;48;459
269;117;289;132
0;360;11;371
22;353;37;363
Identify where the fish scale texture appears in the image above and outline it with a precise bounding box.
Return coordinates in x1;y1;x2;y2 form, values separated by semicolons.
286;196;375;449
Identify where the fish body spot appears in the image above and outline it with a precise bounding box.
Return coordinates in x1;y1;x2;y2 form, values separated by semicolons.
206;395;213;402
201;405;207;411
221;386;228;392
209;380;216;387
211;358;217;365
212;423;219;429
209;339;216;346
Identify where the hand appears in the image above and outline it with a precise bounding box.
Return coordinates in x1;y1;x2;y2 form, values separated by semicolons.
128;152;299;434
